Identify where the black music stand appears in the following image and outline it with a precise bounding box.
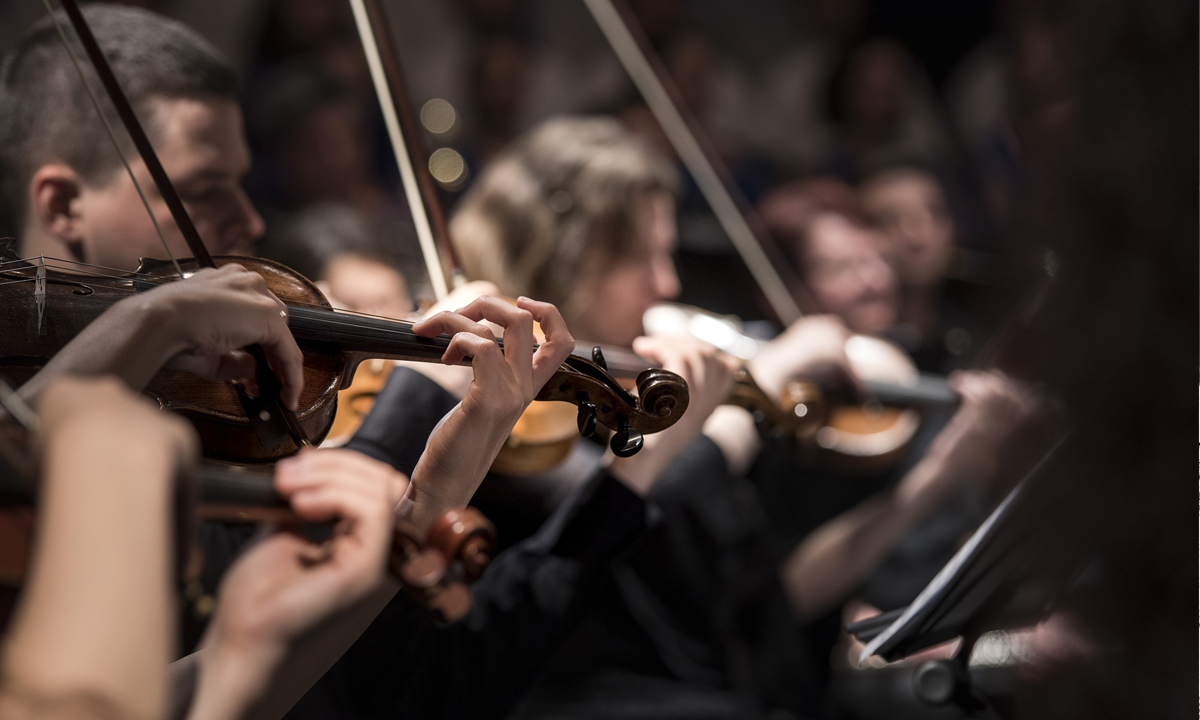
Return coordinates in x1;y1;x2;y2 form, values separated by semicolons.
847;434;1085;714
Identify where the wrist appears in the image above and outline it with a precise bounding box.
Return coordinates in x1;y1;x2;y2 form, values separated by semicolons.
702;405;761;477
122;290;194;368
188;636;284;720
746;357;784;403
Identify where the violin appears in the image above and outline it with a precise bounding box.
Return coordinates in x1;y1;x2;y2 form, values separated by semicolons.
643;303;960;475
0;245;689;464
19;2;687;466
0;411;494;622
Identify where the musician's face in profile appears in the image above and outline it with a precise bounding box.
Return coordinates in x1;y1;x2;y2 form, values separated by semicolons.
62;97;264;270
576;190;680;347
860;170;954;288
802;213;897;335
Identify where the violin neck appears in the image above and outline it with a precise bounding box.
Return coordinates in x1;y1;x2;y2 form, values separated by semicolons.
286;306;450;364
865;375;959;409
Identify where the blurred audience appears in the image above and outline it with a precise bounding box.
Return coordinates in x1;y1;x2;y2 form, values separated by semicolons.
761;173;992;373
818;37;956;183
759;178;898;335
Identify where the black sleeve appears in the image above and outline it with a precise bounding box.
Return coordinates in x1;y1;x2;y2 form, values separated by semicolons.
286;469;651;720
343;366;459;476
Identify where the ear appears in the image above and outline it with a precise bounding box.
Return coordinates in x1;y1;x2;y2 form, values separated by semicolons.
29;164;86;248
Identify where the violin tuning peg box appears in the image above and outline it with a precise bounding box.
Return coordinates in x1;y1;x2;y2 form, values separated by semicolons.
576;402;598;437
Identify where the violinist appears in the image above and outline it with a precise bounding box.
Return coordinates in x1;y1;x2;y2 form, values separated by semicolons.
0;376;400;720
0;4;258;270
0;8;685;720
443;116;1040;719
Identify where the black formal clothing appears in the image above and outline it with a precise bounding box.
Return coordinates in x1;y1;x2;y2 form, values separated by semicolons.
285;367;654;720
511;437;826;720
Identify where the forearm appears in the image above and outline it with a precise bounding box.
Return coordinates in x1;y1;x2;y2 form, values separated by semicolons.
701;405;762;478
779;448;957;621
19;297;181;401
400;402;516;534
2;437;176;720
186;579;400;720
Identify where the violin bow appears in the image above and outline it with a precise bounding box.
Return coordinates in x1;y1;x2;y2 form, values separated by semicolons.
42;0;312;452
348;0;460;300
582;0;812;324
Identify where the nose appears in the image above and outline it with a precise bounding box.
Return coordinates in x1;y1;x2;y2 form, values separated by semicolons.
218;188;266;253
861;256;894;295
652;253;681;301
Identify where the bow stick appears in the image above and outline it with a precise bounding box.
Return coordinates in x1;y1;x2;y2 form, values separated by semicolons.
349;0;461;299
583;0;813;324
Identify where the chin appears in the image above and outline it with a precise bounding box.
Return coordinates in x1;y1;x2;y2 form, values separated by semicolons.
855;308;897;336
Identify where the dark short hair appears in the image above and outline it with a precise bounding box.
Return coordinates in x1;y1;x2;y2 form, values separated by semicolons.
0;4;237;230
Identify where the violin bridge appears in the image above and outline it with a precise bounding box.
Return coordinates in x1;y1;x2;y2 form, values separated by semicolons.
34;256;46;335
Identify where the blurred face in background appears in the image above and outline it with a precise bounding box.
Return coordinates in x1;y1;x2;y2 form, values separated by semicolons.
800;212;897;335
319;253;412;319
860;169;955;288
575;190;681;347
841;39;910;136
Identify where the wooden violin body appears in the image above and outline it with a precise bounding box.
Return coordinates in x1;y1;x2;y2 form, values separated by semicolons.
0;246;345;461
0;240;690;464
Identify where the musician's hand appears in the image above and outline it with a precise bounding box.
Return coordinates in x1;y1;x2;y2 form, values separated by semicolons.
16;265;303;408
936;371;1039;477
904;370;1039;508
149;264;304;410
191;448;401;718
606;335;741;495
397;281;501;399
403;296;574;531
749;315;856;402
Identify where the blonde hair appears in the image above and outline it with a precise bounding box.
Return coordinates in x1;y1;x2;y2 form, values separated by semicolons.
451;117;677;321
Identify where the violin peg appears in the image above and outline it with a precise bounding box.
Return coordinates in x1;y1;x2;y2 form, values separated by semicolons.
398;548;447;589
591;346;608;371
427;582;473;623
576;401;598;438
609;424;644;457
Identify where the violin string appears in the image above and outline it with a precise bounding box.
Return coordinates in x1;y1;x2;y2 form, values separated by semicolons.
1;257;598;377
0;255;436;325
0;273;578;365
0;263;538;347
1;256;480;338
0;254;618;344
38;0;184;277
0;380;39;433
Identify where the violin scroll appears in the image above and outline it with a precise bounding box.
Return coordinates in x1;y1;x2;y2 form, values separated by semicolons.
426;507;496;581
390;507;496;622
535;353;689;444
634;368;690;423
